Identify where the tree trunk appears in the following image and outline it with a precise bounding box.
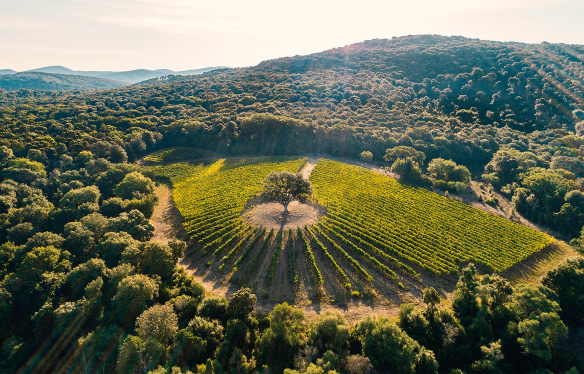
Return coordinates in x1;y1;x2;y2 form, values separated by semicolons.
283;203;289;214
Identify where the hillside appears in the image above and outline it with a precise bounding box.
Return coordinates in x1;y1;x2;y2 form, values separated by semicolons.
99;67;228;83
0;71;128;91
11;65;230;83
2;35;584;236
145;155;554;306
0;35;583;373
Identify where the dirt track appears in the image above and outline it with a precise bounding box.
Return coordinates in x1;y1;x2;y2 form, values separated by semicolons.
152;156;577;322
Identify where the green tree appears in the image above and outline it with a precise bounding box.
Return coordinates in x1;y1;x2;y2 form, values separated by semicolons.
121;241;175;281
353;315;420;373
95;164;136;199
216;319;255;372
116;335;164;374
168;239;187;262
62;258;107;299
0;145;14;164
171;267;205;299
97;231;139;267
107;210;154;241
451;165;471;184
111;274;159;326
398;303;430;348
261;171;313;213
75;151;93;164
5;158;47;176
101;197;127;217
309;311;350;357
168;329;207;368
452;263;480;326
62;221;96;259
257;302;306;373
114;172;155;200
484;151;529;186
0;242;17;277
428;158;456;180
415;347;439;374
135;304;179;346
384;146;425;164
7;222;35;245
197;296;228;322
359;151;373;163
187;316;225;358
391;157;422;181
511;284;568;362
19;245;62;276
542;257;584;327
59;185;101;219
428;158;471;184
226;287;257;320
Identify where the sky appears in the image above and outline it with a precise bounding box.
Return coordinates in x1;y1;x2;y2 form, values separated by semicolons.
1;0;583;72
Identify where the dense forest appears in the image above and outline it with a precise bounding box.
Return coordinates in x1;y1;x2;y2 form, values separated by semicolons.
0;35;584;373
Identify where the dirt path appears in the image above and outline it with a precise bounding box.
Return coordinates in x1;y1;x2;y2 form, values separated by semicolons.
301;157;318;179
152;157;577;323
151;185;185;243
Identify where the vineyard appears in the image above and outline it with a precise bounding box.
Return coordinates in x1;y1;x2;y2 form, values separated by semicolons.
170;156;306;253
143;146;217;163
152;156;554;303
309;159;554;274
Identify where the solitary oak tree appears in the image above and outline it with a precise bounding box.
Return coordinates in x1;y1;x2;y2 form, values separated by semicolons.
261;171;313;213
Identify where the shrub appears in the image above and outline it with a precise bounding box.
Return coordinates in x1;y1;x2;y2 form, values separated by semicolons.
485;197;498;206
455;181;467;193
434;179;449;191
359;151;373;163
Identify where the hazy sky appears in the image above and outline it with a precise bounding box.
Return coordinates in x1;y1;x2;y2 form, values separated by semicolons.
1;0;583;71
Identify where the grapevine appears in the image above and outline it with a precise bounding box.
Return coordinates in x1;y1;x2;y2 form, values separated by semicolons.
298;228;324;284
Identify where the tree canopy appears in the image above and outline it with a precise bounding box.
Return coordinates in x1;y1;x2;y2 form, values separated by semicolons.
261;171;313;213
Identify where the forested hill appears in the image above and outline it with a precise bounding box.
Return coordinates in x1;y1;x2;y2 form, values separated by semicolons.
1;35;584;236
257;35;584;131
1;35;584;373
0;72;128;91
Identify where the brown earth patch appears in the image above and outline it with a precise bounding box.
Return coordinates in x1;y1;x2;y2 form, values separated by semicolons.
243;201;325;230
150;185;187;243
152;156;577;324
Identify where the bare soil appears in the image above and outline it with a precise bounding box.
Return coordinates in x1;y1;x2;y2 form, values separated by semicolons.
243;201;325;230
150;185;187;243
152;155;578;322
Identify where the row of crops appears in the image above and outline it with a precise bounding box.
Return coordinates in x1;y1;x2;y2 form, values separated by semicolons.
143;147;217;163
309;159;555;274
171;156;307;255
155;156;554;293
158;156;387;288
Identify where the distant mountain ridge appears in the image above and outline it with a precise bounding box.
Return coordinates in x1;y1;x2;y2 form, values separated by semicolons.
1;65;229;83
0;72;128;91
